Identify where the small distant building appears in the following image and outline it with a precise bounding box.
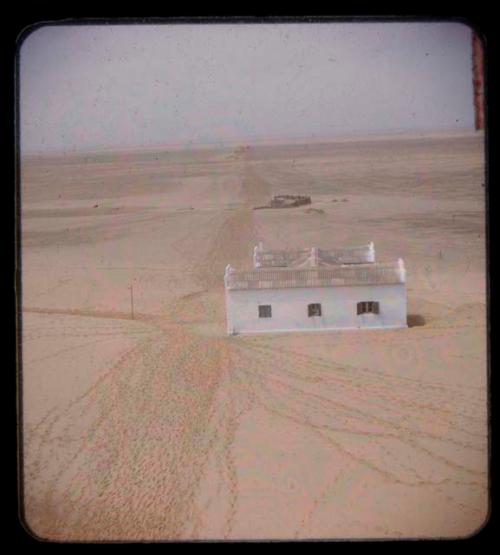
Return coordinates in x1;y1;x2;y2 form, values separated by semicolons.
224;242;407;335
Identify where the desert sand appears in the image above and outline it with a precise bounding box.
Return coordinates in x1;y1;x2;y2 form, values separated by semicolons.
20;131;488;540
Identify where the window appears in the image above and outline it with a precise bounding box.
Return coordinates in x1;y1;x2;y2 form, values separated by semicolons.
259;305;272;318
357;301;380;315
308;303;322;317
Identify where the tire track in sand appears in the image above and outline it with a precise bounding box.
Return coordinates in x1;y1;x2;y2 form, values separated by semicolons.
23;164;270;540
172;165;270;537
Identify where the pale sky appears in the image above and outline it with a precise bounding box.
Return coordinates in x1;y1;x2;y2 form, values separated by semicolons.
20;22;475;154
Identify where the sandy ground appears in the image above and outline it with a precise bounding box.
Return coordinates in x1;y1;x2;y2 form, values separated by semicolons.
20;132;488;540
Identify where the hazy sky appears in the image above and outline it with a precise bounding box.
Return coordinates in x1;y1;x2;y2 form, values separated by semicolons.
20;22;475;154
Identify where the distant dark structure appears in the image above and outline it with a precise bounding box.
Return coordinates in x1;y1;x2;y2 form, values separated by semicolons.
269;195;312;208
472;32;485;131
254;195;312;210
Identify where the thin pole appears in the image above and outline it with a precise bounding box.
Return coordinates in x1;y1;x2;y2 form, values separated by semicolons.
130;284;134;320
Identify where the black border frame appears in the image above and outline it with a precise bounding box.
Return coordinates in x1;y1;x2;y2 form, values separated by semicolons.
10;14;493;545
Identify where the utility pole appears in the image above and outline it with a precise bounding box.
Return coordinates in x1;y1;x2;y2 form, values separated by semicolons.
130;283;134;320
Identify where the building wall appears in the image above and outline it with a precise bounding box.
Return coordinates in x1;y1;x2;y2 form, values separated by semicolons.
225;284;407;334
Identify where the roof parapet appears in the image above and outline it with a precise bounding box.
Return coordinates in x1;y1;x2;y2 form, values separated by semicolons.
226;261;405;290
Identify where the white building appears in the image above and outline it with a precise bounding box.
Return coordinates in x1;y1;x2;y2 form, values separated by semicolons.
224;243;407;335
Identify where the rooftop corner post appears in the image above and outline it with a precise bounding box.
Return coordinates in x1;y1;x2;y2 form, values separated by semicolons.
369;241;375;263
310;247;319;267
253;242;264;269
398;258;406;283
253;246;260;268
224;264;234;286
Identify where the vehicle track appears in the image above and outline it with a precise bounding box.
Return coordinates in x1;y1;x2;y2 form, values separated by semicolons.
23;163;269;540
23;159;487;539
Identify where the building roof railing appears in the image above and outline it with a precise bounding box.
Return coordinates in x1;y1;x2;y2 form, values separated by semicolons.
225;259;405;291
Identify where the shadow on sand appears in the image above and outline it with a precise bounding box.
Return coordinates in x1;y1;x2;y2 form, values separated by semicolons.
407;314;426;327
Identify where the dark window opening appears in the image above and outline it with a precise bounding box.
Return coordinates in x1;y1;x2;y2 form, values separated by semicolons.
308;303;322;317
259;305;272;318
357;301;380;315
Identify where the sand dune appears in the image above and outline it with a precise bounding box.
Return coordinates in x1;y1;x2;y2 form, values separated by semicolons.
21;132;487;540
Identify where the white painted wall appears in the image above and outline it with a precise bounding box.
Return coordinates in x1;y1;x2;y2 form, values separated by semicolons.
225;283;407;334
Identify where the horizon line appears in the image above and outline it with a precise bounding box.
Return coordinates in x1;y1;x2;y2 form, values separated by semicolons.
21;126;481;158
